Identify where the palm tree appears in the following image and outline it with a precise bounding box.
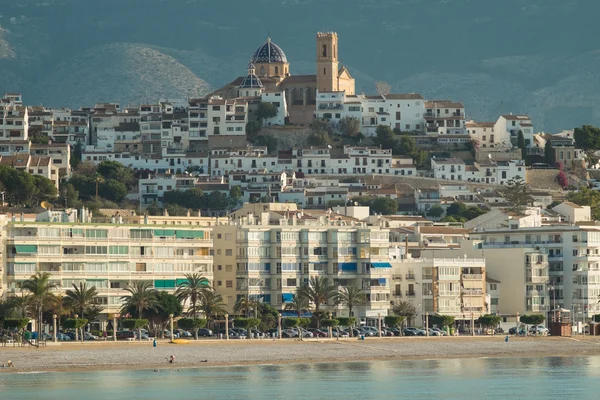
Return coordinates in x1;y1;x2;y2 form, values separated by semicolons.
175;273;209;318
285;294;310;318
65;283;99;317
234;295;258;317
199;289;227;320
22;272;59;338
297;276;338;328
337;285;366;320
392;300;417;331
120;281;157;319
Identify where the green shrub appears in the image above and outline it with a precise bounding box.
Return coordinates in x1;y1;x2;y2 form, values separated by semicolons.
2;318;29;330
233;318;260;329
121;319;148;330
298;317;311;328
62;318;88;330
283;318;299;329
520;314;545;325
336;317;356;327
320;319;339;328
384;316;404;327
477;314;502;328
178;318;208;330
430;314;455;328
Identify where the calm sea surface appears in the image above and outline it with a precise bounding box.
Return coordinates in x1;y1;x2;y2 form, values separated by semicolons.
2;357;600;399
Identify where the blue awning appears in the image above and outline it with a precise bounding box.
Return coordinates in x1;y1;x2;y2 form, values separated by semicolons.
371;262;392;268
282;293;294;302
280;311;313;318
378;278;387;285
339;262;357;272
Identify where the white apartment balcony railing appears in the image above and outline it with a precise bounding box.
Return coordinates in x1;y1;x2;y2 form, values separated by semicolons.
462;274;483;280
461;289;484;296
439;290;461;297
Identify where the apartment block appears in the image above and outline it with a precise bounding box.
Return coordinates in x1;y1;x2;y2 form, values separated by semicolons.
3;209;216;322
213;203;392;318
390;257;487;325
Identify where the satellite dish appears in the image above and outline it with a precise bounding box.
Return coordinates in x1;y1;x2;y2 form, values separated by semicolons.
488;153;492;160
327;144;332;149
354;202;358;206
41;201;52;210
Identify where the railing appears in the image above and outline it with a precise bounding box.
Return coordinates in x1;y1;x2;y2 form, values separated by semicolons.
405;291;416;297
461;289;484;296
463;274;483;280
405;274;415;280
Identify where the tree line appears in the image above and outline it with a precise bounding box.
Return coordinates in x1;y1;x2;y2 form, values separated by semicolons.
0;165;57;207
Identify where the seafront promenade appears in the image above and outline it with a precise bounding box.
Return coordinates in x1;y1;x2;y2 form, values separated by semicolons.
1;336;600;373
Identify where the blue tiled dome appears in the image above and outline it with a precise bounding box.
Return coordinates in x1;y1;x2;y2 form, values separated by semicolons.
239;74;263;89
251;38;288;64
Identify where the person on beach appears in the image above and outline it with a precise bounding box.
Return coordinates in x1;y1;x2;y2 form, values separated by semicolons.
7;360;14;368
167;355;175;364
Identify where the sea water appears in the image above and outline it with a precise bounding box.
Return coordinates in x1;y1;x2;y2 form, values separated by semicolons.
1;356;600;399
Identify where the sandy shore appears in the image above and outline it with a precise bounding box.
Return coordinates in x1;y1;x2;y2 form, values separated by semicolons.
1;336;600;373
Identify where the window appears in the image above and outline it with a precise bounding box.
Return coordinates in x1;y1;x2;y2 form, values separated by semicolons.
225;249;232;256
226;280;233;288
323;68;326;75
489;284;497;291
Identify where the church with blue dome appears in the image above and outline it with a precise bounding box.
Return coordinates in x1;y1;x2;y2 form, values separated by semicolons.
215;32;355;125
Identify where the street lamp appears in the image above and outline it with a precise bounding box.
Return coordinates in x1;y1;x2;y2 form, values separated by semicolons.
277;313;282;340
52;314;57;343
74;314;79;342
169;314;174;342
225;314;229;340
548;282;556;323
378;313;382;338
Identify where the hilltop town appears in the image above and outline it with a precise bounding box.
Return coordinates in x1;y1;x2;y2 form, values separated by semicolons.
1;32;600;337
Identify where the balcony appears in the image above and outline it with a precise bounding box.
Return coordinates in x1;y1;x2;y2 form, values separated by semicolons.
462;274;483;280
405;291;416;297
318;103;343;110
405;274;415;280
461;289;484;296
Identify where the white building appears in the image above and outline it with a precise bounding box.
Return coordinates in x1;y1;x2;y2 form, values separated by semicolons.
261;91;288;126
424;100;466;135
315;91;425;136
467;121;510;149
495;114;534;147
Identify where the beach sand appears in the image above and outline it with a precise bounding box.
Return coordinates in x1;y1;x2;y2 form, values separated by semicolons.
1;336;600;373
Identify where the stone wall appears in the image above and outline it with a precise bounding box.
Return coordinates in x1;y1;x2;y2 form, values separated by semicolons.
259;125;312;150
475;148;522;162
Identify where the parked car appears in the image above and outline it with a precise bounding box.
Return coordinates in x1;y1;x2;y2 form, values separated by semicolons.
387;328;402;336
290;328;313;338
331;330;350;338
508;327;527;336
175;329;192;338
84;332;99;341
403;327;418;336
163;330;179;339
307;328;328;338
197;328;213;337
57;333;71;341
433;328;448;336
116;331;136;340
529;325;549;335
281;329;298;338
360;327;376;337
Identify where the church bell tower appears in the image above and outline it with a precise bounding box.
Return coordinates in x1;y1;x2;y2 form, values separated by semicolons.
316;32;339;92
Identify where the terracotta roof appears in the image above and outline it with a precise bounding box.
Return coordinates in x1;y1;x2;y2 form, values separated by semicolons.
280;75;317;84
501;114;530;121
466;121;495;128
433;158;465;165
30;156;50;167
385;93;424;100
425;100;464;109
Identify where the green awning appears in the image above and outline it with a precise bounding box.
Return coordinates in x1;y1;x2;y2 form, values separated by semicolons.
175;230;205;239
15;245;37;254
154;229;176;237
155;279;176;289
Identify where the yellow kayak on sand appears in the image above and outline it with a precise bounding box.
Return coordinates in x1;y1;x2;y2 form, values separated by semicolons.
171;339;190;344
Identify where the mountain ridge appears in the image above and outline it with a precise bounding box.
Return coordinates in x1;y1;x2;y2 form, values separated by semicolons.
0;0;597;131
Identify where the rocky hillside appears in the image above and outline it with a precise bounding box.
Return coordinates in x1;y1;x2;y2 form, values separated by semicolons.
0;0;598;131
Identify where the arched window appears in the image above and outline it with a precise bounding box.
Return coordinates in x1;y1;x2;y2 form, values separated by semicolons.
275;66;279;75
322;44;327;57
260;66;265;75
